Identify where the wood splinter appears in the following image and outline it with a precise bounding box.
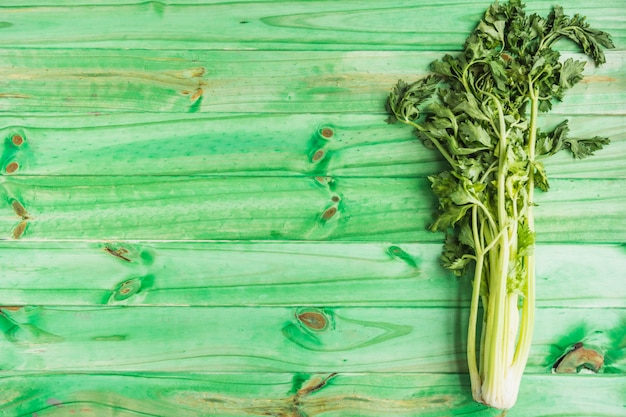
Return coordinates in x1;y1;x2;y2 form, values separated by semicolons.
297;373;338;397
104;247;132;262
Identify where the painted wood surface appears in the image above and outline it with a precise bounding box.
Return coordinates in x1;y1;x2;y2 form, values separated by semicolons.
1;0;625;415
1;242;625;308
0;0;623;51
0;49;623;114
0;372;624;417
1;176;625;241
1;113;624;177
0;305;623;374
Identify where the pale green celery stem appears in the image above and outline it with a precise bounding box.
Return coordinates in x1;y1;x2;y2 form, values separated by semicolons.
511;87;538;371
481;95;511;405
483;224;510;405
479;293;488;383
479;222;493;387
468;206;484;402
493;96;509;231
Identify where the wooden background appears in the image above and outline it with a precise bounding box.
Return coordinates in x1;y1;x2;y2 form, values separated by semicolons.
0;1;624;415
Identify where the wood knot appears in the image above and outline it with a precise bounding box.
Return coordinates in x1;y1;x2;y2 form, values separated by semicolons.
190;88;203;101
11;134;24;146
387;245;418;267
311;149;326;163
12;221;27;239
297;309;329;331
553;342;604;374
12;200;29;219
110;277;143;302
320;127;334;139
314;176;335;187
321;206;337;221
10;200;31;239
5;161;19;174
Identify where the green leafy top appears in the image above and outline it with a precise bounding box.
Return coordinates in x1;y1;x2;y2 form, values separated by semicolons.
386;0;613;276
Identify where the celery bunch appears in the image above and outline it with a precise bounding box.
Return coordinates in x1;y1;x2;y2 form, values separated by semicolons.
387;0;613;409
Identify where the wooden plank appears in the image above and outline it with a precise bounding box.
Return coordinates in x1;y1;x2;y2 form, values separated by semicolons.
0;49;623;114
540;116;626;179
0;176;624;242
0;372;623;417
1;113;623;178
0;1;622;51
0;176;433;242
533;178;626;243
0;113;446;178
1;241;624;308
0;306;623;374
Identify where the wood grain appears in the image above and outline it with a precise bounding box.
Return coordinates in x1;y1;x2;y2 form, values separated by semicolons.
1;241;624;308
0;305;623;374
0;0;622;51
1;0;623;414
0;49;622;114
0;372;623;417
1;176;624;242
1;113;623;178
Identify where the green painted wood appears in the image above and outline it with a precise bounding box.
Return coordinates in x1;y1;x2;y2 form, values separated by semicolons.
0;305;623;374
0;1;622;51
1;113;624;178
0;49;623;114
0;175;431;241
0;0;624;414
1;176;624;242
0;372;623;417
0;113;444;178
1;241;624;308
